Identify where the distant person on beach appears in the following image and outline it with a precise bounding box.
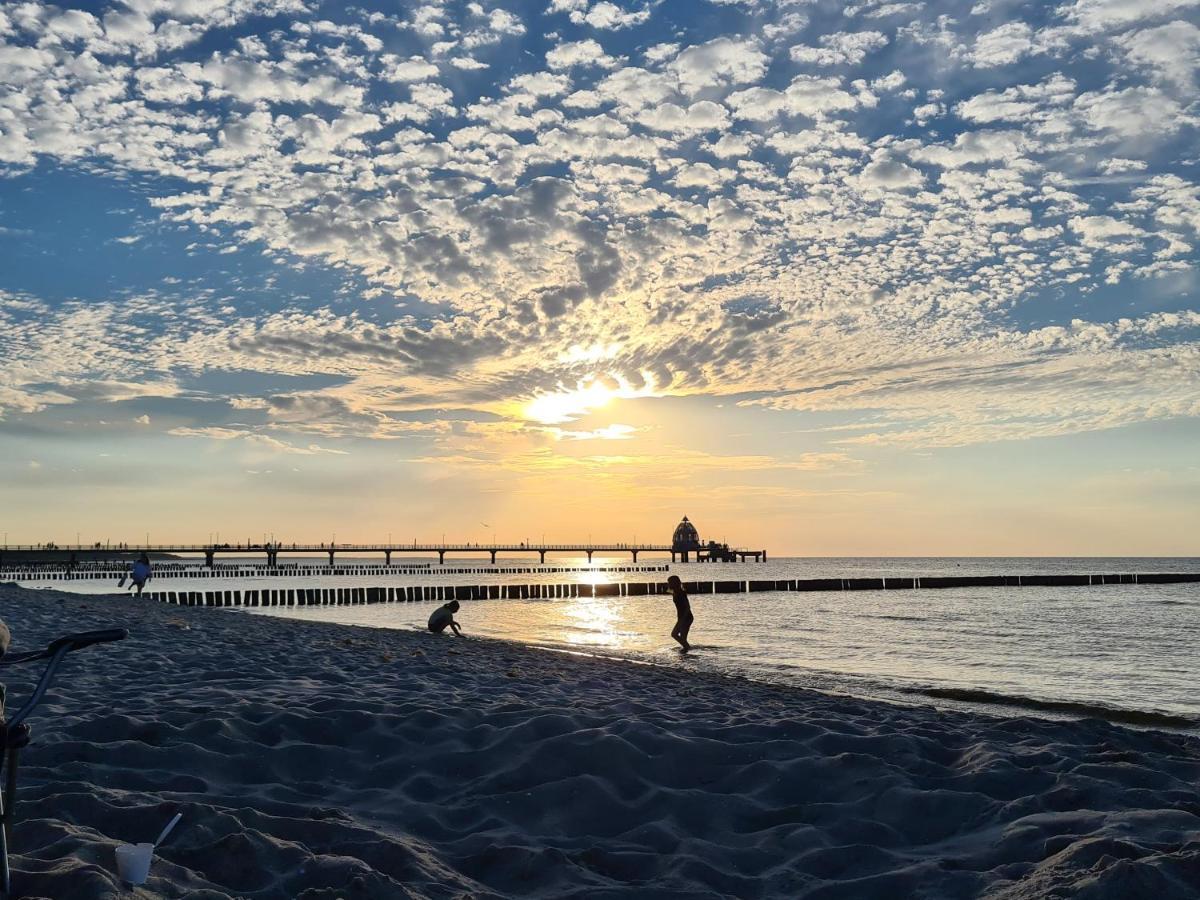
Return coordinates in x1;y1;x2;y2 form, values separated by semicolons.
667;575;693;651
428;601;462;636
128;553;152;596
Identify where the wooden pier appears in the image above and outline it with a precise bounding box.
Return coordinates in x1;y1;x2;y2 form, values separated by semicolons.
0;542;767;568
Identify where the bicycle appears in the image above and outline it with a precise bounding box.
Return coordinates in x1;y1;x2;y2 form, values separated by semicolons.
0;626;127;898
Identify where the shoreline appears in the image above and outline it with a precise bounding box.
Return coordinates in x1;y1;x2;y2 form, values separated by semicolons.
2;583;1199;897
247;595;1200;736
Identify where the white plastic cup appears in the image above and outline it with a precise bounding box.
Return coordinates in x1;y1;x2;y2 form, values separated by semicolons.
115;842;154;885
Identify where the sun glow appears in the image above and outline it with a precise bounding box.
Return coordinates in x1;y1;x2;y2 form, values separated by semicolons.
523;374;660;425
525;381;615;425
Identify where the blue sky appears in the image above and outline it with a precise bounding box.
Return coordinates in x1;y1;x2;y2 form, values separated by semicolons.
1;0;1198;553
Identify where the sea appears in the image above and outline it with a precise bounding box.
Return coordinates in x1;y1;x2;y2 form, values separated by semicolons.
13;556;1200;730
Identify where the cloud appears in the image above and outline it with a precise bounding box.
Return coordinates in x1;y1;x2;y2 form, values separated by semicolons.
1069;215;1147;249
967;22;1035;67
1059;0;1200;29
790;31;888;66
856;153;925;191
546;38;617;70
553;1;651;30
728;75;862;121
168;426;349;454
1;0;1198;459
1116;20;1200;85
382;56;439;82
1074;85;1187;137
636;101;730;135
670;37;769;92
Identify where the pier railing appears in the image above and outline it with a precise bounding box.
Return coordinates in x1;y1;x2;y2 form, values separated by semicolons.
0;542;767;566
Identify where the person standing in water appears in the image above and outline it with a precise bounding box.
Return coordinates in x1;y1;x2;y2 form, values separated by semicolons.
667;575;693;651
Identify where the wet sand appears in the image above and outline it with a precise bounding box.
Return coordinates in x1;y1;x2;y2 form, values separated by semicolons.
1;584;1199;898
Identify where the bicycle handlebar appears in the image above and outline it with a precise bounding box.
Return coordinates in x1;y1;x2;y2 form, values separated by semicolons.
46;629;128;655
2;629;127;728
0;629;127;669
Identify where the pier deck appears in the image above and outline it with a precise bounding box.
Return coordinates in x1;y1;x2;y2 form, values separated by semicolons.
0;542;768;567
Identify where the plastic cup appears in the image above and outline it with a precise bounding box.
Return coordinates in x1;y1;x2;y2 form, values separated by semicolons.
115;842;154;885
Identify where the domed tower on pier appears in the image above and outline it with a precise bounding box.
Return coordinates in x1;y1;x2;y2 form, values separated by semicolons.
672;516;702;562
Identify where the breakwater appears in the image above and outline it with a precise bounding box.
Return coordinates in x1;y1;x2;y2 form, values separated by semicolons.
130;572;1200;607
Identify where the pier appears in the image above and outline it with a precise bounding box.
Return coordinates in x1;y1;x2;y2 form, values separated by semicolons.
0;541;767;568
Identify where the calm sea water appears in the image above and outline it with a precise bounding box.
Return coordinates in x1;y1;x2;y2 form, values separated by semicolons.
17;556;1200;729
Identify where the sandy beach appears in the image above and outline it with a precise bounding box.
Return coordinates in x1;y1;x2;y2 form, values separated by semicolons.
1;584;1198;898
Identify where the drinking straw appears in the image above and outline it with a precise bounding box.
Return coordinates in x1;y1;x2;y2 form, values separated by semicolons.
154;813;183;847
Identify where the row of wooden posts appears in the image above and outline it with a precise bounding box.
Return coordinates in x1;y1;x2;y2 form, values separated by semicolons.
3;564;672;582
136;572;1200;607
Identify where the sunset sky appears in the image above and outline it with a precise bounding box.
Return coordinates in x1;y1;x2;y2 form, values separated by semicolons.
1;0;1198;555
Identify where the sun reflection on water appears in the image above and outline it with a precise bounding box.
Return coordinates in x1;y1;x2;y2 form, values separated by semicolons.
561;597;626;648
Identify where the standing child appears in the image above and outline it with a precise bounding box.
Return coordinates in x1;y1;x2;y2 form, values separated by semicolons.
667;575;693;651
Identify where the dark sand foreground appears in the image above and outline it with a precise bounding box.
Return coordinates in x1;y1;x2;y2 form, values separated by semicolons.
1;585;1199;898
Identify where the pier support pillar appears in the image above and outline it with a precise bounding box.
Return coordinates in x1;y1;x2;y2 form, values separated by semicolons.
267;549;277;568
438;550;445;565
328;549;335;567
631;549;638;563
385;550;391;566
490;550;497;565
205;550;215;568
586;550;593;563
539;549;546;564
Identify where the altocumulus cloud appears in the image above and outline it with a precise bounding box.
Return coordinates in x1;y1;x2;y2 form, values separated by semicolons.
0;0;1197;452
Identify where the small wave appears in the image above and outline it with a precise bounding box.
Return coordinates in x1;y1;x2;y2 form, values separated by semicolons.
900;686;1197;729
861;614;926;622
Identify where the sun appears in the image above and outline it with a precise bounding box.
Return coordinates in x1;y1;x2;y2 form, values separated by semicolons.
525;381;615;425
520;372;662;425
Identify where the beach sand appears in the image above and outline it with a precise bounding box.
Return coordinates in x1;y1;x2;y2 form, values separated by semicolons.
1;584;1198;898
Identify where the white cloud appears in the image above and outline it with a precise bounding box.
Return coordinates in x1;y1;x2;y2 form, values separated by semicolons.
1069;214;1147;248
559;1;651;30
912;130;1029;167
644;42;679;64
670;37;769;92
546;38;617;70
967;22;1035;67
790;31;888;66
955;74;1076;123
636;101;730;134
382;56;439;82
1075;85;1186;137
1059;0;1200;29
1116;20;1200;85
728;75;861;121
1099;158;1147;174
673;161;736;188
856;153;925;191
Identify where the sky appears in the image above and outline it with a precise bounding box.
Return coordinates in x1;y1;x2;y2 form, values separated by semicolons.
1;0;1199;555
